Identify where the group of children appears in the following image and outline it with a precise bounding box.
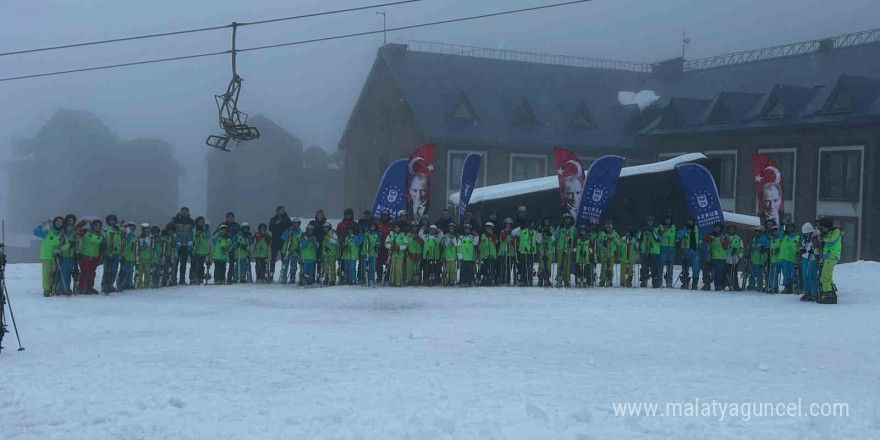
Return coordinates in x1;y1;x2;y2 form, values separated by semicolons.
32;207;842;304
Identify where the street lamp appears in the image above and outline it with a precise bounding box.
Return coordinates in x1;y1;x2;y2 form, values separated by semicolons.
376;11;387;46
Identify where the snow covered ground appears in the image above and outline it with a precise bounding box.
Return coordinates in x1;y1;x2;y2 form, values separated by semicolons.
1;262;878;439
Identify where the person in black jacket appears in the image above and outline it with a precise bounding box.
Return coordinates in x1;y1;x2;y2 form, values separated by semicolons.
267;206;291;282
308;209;329;264
171;207;195;284
435;209;455;233
514;206;530;229
357;210;374;231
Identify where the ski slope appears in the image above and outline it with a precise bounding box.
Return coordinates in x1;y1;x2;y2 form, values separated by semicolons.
1;262;878;439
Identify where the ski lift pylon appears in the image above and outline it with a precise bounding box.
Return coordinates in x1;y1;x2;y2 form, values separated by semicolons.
206;22;260;152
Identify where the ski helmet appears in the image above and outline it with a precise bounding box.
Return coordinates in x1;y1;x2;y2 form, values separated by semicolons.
484;222;494;229
517;206;527;213
663;214;673;224
52;216;64;229
150;225;161;234
429;224;438;230
195;216;205;226
645;215;655;224
802;223;814;234
91;219;103;229
819;217;834;229
258;223;268;232
447;222;457;231
503;217;514;224
291;217;301;225
106;214;117;225
344;208;354;218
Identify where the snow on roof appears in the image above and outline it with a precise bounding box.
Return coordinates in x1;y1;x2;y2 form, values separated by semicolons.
448;153;707;205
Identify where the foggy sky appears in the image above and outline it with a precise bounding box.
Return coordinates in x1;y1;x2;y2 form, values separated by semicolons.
1;0;877;217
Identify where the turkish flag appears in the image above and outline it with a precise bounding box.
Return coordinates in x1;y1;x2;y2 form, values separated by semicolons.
407;144;435;222
554;147;585;217
752;154;785;227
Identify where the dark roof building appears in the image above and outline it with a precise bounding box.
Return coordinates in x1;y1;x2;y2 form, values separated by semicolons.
340;28;880;262
206;115;343;226
5;109;181;244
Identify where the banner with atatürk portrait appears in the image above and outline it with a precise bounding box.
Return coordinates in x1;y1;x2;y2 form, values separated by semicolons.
752;154;785;228
407;143;435;223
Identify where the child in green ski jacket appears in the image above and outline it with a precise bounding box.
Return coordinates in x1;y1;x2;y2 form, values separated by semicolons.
253;223;272;283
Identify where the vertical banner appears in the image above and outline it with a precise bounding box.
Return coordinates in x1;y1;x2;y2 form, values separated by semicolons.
752;154;785;227
407;143;435;223
554;147;585;218
676;163;725;237
574;155;625;227
457;153;482;223
372;158;408;221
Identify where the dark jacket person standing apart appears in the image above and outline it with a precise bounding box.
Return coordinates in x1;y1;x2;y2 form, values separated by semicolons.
267;206;291;282
172;207;195;284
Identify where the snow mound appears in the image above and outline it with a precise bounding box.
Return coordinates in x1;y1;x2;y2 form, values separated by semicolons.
834;260;880;304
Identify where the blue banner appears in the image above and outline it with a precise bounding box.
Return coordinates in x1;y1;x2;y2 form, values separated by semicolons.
575;155;625;227
372;158;408;221
458;153;482;223
676;163;725;237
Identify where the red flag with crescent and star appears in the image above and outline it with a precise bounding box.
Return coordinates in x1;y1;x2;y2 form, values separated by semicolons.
554;147;585;218
407;143;435;222
752;153;785;226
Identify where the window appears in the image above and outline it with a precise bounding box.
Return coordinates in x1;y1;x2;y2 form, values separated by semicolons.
705;151;737;198
447;151;486;191
820;150;861;201
837;217;859;263
569;102;597;129
511;99;540;127
706;102;732;124
827;89;854;114
763;97;786;119
510;154;546;182
451;92;475;120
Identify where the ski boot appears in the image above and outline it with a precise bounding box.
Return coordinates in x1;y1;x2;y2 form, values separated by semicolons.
681;277;690;290
817;290;838;304
782;284;793;294
691;279;699;290
800;294;816;302
701;282;712;291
